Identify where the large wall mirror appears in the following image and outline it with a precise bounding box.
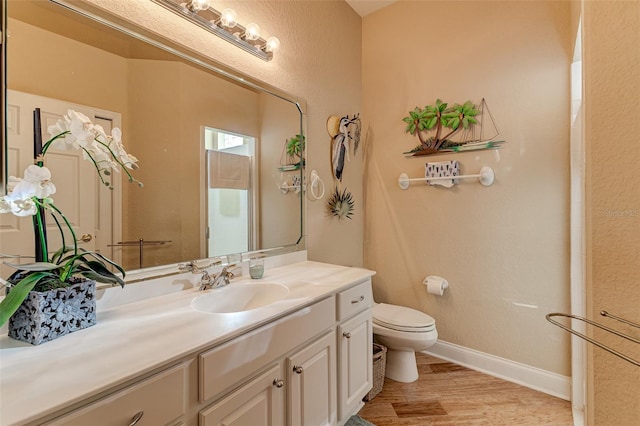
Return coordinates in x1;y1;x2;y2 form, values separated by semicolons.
0;0;304;280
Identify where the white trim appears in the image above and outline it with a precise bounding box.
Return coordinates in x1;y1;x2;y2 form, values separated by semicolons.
573;407;585;426
425;340;571;401
569;11;587;425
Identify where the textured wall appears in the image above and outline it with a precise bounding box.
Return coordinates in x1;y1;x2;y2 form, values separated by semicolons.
80;0;364;267
362;1;572;374
583;1;640;424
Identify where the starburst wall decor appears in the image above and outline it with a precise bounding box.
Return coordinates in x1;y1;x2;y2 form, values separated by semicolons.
326;186;355;220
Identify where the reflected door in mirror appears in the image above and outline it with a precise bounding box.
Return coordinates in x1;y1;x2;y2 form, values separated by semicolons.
206;128;256;257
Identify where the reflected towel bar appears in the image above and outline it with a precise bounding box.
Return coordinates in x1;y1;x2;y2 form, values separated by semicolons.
398;166;495;189
546;311;640;367
108;239;172;269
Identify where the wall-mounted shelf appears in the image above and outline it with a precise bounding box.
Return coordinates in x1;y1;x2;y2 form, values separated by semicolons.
398;166;495;189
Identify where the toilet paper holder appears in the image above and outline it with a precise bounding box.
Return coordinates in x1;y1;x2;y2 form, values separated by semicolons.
424;276;449;295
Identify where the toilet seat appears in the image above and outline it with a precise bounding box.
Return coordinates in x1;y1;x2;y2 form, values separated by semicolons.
373;303;435;333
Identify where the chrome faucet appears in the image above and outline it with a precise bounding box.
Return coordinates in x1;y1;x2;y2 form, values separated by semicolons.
204;264;236;290
178;260;236;290
178;259;222;290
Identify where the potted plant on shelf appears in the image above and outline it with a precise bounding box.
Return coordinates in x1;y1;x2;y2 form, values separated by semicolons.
279;134;305;171
0;110;141;345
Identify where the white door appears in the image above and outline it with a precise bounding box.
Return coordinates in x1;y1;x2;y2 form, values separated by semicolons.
203;127;257;258
0;91;121;277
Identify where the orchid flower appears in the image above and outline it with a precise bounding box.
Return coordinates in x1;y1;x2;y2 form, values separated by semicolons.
0;165;56;216
0;110;138;328
43;109;142;189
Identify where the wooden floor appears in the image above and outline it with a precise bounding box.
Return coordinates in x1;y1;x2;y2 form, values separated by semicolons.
358;353;573;426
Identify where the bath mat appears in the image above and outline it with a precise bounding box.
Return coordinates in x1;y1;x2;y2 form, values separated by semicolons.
344;415;376;426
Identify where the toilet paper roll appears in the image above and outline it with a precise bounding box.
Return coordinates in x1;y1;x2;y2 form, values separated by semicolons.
424;276;449;296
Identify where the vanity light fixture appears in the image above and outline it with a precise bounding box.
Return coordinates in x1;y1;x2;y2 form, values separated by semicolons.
185;0;210;12
153;0;279;61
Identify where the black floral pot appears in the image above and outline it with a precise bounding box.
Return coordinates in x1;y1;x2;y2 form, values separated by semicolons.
8;280;97;345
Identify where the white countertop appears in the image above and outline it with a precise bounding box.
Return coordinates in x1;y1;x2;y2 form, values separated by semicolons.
0;259;375;425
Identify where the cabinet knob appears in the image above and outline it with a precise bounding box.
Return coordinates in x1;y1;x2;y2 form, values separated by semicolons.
273;378;285;388
128;411;144;426
293;365;303;374
351;295;365;304
343;332;352;339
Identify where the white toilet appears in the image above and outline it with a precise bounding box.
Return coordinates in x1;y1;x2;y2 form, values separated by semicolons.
372;303;438;383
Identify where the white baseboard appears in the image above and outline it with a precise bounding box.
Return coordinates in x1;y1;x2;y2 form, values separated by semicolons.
425;340;571;401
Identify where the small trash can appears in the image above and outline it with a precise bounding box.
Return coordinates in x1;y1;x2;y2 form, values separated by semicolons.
363;343;387;401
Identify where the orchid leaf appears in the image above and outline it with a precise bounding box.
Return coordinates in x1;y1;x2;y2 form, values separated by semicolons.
0;272;48;326
4;262;61;271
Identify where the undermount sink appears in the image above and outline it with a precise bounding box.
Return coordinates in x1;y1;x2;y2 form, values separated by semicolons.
190;282;290;314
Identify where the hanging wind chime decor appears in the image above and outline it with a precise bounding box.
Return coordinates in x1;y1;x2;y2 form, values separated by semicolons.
326;114;361;220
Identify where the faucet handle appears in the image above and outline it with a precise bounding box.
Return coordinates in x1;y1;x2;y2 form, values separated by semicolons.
178;260;198;272
224;263;241;278
179;259;223;273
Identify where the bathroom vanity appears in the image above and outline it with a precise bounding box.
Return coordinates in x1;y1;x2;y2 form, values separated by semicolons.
0;257;374;426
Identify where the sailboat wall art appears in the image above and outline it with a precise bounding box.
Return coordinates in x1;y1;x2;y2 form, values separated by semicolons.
402;98;506;157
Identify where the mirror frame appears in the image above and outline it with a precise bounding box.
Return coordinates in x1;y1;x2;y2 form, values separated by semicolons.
2;0;307;282
1;0;6;196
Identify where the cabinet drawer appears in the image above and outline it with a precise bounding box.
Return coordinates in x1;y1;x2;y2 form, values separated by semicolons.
49;363;186;426
336;280;372;321
199;297;335;403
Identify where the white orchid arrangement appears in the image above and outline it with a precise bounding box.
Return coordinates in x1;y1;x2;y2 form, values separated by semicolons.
0;110;141;327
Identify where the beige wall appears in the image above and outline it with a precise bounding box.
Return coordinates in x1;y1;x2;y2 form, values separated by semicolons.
6;19;129;116
81;0;364;268
583;1;640;424
362;1;572;374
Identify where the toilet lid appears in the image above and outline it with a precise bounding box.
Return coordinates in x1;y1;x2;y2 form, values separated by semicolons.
373;303;435;332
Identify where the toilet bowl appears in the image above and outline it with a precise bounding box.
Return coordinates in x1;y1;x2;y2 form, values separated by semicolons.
372;303;438;383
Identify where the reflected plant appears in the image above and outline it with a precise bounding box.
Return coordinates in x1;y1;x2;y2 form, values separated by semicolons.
286;134;305;159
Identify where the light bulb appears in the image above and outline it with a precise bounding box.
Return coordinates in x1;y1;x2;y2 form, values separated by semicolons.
264;36;280;52
220;8;237;28
244;23;261;41
186;0;210;12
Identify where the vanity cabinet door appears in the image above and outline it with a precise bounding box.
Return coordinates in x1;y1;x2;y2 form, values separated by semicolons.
337;309;373;423
199;364;285;426
287;331;337;426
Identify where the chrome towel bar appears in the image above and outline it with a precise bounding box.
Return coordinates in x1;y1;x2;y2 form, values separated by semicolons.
398;166;495;189
108;239;172;269
546;311;640;367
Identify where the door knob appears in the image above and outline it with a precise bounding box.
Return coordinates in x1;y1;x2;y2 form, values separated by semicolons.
76;233;92;243
293;365;303;374
273;378;284;388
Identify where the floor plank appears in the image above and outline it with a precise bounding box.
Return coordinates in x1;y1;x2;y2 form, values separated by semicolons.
358;353;573;426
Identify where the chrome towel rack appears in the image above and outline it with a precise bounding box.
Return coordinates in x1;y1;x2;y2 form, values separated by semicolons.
108;239;172;269
546;310;640;367
398;166;495;189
